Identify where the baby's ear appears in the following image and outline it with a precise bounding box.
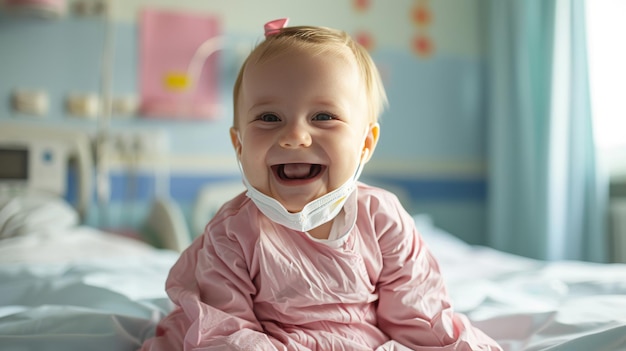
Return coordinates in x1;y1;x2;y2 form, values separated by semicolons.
362;123;380;163
230;127;242;158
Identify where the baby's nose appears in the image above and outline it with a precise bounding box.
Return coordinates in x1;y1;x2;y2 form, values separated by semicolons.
279;123;312;148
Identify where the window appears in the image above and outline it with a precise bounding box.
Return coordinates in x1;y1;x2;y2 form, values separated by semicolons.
586;0;626;177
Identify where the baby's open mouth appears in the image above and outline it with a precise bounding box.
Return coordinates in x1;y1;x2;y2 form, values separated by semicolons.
273;163;324;181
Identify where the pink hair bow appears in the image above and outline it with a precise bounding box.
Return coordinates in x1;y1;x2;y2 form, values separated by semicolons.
264;18;289;37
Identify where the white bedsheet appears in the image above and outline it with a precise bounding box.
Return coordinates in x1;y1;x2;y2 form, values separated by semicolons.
1;213;625;350
416;215;626;351
0;249;178;351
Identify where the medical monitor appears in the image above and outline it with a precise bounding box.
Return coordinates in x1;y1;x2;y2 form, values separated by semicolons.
0;148;28;181
0;123;93;220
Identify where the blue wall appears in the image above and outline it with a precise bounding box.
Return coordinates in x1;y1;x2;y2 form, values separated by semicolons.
0;1;488;244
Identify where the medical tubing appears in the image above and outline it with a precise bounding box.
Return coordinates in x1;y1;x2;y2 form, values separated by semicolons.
95;0;116;228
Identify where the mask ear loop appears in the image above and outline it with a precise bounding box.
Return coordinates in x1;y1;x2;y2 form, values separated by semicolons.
361;148;370;163
235;130;243;159
359;123;376;164
361;121;381;163
352;129;372;183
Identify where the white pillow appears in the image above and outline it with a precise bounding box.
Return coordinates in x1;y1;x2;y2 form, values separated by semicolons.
0;191;78;239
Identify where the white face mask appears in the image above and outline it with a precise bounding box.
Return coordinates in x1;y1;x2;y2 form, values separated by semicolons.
237;132;369;232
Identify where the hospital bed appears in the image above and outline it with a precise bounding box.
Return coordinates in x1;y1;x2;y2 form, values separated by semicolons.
2;124;626;350
0;122;182;350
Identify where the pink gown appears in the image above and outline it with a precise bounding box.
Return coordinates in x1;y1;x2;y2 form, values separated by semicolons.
140;183;502;351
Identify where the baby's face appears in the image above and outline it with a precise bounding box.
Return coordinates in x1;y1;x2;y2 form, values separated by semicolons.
231;48;377;212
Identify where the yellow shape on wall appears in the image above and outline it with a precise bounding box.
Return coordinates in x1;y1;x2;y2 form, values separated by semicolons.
164;72;190;92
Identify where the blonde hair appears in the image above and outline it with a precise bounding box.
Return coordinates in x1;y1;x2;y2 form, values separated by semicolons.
233;25;387;127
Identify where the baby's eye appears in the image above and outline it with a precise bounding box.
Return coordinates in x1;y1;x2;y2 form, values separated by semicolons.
259;113;280;122
313;113;336;121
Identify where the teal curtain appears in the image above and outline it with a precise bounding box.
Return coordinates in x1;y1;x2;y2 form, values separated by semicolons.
485;0;608;262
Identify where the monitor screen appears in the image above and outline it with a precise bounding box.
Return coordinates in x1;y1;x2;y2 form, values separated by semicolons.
0;148;28;180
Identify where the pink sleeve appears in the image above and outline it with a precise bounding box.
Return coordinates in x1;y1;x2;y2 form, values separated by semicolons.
374;199;502;351
140;231;284;351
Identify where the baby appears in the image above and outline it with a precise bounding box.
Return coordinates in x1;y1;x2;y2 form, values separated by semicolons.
140;19;502;351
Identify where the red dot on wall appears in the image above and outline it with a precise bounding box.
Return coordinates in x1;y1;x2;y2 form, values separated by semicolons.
353;0;370;12
412;34;434;57
411;5;432;26
355;30;375;51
